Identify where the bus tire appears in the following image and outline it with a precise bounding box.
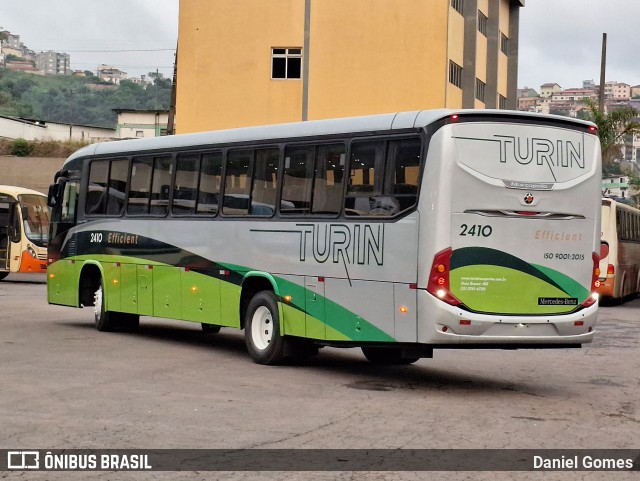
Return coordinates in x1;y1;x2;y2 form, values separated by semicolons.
244;290;285;365
0;272;9;281
201;323;221;333
361;347;419;365
94;279;139;332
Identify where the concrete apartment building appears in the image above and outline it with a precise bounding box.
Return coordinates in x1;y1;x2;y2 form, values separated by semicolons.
35;50;71;75
176;0;525;133
604;81;631;100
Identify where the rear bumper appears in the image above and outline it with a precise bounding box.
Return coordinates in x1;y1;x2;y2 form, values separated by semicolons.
417;289;597;345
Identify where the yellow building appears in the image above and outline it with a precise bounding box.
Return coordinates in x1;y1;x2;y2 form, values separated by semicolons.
176;0;524;133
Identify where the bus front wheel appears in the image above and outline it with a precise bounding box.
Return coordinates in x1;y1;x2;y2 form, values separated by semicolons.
244;291;285;365
94;280;139;332
361;347;419;365
0;272;8;281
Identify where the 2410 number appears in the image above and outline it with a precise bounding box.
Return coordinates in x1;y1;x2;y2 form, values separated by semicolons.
460;224;493;237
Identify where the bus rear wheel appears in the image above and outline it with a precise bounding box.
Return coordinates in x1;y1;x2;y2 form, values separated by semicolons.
361;347;419;365
0;272;9;281
244;291;285;365
94;280;139;332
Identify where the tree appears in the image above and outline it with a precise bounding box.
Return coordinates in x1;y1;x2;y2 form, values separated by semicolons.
582;99;640;173
627;172;640;207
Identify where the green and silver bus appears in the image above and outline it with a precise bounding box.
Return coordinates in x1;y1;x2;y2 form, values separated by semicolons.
47;110;602;365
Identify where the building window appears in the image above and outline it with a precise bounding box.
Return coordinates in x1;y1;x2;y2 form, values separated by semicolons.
449;61;463;89
476;78;486;102
500;33;509;55
478;11;488;36
271;48;302;79
451;0;463;14
499;94;507;110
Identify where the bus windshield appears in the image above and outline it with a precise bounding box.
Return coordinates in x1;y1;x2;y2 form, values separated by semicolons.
19;194;50;247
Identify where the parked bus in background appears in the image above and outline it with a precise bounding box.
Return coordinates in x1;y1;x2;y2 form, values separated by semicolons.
0;185;49;280
597;198;640;302
47;110;602;365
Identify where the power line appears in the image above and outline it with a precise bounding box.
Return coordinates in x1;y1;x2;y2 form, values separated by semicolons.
35;48;175;53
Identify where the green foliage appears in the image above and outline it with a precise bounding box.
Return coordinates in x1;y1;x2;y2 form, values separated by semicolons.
0;68;172;128
582;99;640;174
9;138;33;157
0;138;88;158
626;172;640;208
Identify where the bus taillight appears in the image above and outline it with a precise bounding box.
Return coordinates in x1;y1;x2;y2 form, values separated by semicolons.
607;264;615;275
582;252;600;307
426;248;462;306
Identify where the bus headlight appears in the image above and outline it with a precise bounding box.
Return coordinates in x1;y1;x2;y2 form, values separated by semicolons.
27;245;37;259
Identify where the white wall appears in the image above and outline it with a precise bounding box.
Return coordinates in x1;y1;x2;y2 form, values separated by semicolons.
0;117;115;142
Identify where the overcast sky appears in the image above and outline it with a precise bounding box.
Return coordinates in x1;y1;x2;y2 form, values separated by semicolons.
1;0;638;90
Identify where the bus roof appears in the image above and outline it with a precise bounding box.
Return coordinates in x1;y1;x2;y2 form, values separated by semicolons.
0;185;46;198
63;109;597;167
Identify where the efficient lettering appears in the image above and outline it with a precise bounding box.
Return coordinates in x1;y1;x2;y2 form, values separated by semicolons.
535;230;583;241
107;232;140;244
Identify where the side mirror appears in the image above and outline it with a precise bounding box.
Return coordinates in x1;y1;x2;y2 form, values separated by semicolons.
48;184;61;207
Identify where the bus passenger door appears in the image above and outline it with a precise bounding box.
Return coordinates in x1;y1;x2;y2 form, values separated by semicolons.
7;202;22;272
304;276;325;340
0;200;11;270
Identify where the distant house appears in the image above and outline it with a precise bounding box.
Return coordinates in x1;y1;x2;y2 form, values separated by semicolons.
97;65;128;84
602;175;631;199
5;61;40;74
539;83;562;98
114;109;169;138
517;87;538;98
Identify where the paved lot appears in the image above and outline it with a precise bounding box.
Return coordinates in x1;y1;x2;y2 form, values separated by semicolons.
1;273;639;480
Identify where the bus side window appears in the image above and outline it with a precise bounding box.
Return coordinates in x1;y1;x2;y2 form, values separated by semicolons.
128;158;153;215
107;159;128;216
281;145;314;214
312;144;345;215
250;148;279;216
197;152;222;215
345;137;421;217
85;160;109;215
345;140;390;216
385;138;421;212
173;154;199;215
223;150;253;215
150;157;173;216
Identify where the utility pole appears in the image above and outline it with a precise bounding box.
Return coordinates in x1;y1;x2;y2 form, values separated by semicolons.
167;43;178;135
598;33;607;113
